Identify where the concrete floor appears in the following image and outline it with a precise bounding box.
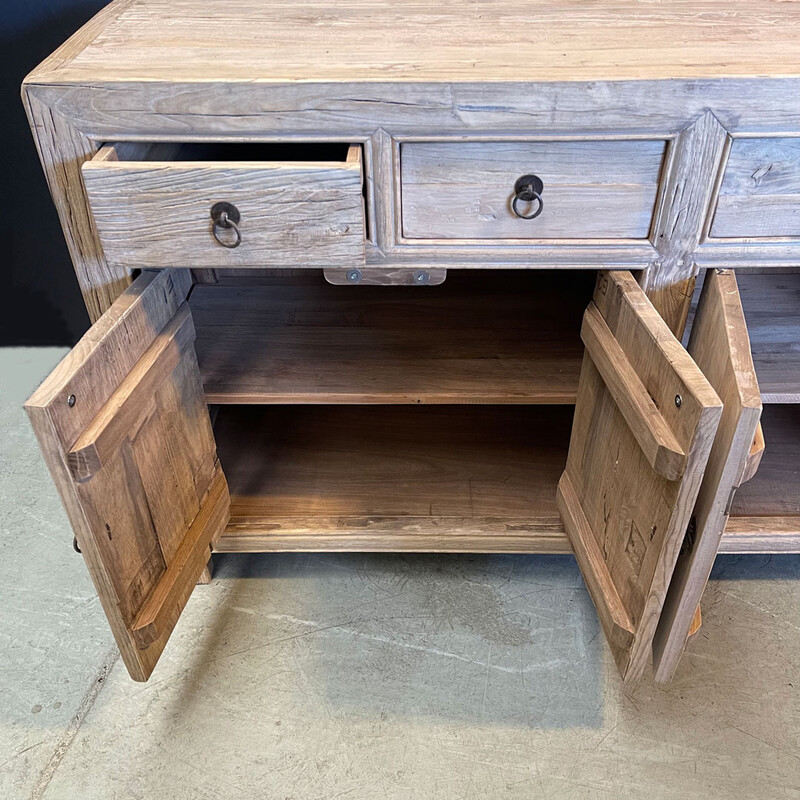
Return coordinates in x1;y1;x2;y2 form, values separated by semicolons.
2;347;799;800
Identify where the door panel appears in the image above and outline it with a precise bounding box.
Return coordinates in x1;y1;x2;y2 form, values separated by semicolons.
652;269;762;682
26;269;229;681
557;271;722;681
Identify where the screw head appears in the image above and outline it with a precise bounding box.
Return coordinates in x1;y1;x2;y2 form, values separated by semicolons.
414;270;430;285
675;394;682;408
67;394;76;408
346;268;362;284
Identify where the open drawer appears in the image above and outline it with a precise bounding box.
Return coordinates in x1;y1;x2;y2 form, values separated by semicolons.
81;142;366;269
25;268;779;683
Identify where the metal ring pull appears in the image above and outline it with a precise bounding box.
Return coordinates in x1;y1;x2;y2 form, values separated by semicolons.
511;174;544;220
210;201;241;248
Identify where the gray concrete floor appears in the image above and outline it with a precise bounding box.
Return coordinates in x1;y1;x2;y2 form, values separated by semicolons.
2;347;799;800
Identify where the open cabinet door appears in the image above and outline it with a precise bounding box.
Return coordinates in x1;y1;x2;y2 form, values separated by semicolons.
25;269;229;681
652;269;761;682
557;271;722;682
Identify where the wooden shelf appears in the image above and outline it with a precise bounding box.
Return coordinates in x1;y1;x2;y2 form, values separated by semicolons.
190;271;591;404
215;405;573;552
738;271;800;403
212;403;798;554
727;404;800;552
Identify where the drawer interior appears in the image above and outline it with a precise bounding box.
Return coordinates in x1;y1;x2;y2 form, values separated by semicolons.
101;141;355;163
189;269;595;404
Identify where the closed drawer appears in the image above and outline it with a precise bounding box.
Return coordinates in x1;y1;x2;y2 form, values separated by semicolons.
400;140;666;241
82;142;366;269
711;138;800;238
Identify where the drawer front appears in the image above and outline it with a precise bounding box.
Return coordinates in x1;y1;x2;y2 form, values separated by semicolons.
400;140;666;241
82;143;366;269
711;138;800;239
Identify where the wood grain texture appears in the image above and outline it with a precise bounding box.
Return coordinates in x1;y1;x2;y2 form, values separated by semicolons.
68;303;196;480
25;0;800;84
82;143;366;269
558;270;721;682
323;268;447;285
737;271;800;402
642;112;729;333
580;304;687;480
22;92;130;322
711;138;800;238
25;269;229;681
189;271;592;404
214;404;572;549
652;269;761;683
401;140;665;240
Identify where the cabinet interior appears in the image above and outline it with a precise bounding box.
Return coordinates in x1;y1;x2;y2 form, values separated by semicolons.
188;268;798;553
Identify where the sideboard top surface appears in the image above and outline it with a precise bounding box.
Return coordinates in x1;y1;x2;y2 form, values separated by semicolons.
26;0;800;86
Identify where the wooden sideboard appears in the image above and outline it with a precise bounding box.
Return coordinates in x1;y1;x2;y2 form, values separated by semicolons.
22;0;800;684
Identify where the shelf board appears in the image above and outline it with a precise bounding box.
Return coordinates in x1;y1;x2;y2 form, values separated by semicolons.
212;404;799;554
190;271;590;404
738;271;800;403
215;404;572;552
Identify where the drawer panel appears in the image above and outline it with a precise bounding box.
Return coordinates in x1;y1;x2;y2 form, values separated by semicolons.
82;142;366;269
400;140;666;240
711;138;800;238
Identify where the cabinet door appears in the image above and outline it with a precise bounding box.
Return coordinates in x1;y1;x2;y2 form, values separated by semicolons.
557;271;722;682
652;269;761;682
26;269;229;681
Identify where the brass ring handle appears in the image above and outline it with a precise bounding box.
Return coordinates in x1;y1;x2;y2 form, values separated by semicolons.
210;201;241;248
511;174;544;220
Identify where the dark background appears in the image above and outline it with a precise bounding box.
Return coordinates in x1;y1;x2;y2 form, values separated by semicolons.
1;0;107;346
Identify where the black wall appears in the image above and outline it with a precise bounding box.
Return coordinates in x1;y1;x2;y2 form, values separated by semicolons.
1;0;108;345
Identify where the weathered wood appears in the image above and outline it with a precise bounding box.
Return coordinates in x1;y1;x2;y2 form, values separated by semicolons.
711;138;800;238
653;269;761;683
132;468;228;648
68;304;196;480
82;142;366;270
22;92;130;321
323;268;447;285
581;303;686;480
642;112;729;333
401;140;665;240
558;270;721;681
741;423;766;484
25;270;229;681
190;271;591;404
736;271;800;403
24;0;800;85
214;403;573;543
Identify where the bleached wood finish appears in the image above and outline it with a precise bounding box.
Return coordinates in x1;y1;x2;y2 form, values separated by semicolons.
189;271;590;404
25;0;800;84
652;269;761;683
22;0;800;317
557;271;722;682
323;268;447;286
401;140;665;240
25;270;230;681
711;138;800;238
737;271;800;403
82;143;366;270
642;112;729;334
